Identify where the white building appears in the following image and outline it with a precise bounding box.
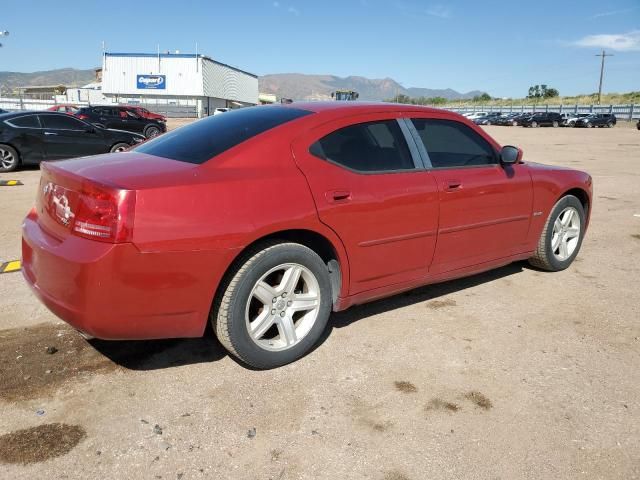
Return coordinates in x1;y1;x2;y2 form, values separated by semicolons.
101;52;258;117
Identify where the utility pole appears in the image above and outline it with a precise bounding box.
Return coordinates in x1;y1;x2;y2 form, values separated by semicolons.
595;50;613;105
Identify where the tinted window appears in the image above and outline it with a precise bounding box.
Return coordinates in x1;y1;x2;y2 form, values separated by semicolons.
40;115;87;130
8;115;40;128
135;106;313;164
309;120;414;172
411;119;496;168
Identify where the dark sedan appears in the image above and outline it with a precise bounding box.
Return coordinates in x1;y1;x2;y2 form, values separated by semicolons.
575;113;617;128
76;106;167;138
520;112;563;128
0;111;145;172
473;112;503;125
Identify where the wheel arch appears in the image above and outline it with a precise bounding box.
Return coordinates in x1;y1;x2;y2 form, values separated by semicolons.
214;228;349;314
561;187;590;219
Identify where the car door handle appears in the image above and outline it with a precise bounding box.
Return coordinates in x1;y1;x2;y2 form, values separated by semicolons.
326;190;351;203
44;131;58;136
445;180;462;191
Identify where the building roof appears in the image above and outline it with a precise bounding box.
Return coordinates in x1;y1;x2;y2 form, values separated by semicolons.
104;52;257;78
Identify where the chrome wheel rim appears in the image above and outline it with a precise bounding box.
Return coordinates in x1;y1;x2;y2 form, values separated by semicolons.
0;148;16;169
147;127;160;137
551;207;581;261
245;263;321;351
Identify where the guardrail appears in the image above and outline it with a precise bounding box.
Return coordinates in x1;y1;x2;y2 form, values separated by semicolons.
442;104;639;120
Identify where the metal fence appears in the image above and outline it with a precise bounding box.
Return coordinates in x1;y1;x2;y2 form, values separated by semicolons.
443;104;639;120
0;97;197;118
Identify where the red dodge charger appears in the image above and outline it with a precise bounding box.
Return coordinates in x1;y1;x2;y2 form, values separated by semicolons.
22;103;592;368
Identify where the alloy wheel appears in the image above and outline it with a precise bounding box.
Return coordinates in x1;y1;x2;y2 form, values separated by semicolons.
551;207;581;261
0;147;16;170
245;263;321;351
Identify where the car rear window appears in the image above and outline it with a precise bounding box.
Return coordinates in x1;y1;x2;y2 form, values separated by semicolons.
134;106;313;164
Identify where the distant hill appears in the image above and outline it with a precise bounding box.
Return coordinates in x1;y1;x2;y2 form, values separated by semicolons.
0;68;96;93
0;68;486;101
259;73;485;101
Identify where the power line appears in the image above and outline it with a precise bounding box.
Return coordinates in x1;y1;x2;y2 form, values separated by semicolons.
595;50;613;105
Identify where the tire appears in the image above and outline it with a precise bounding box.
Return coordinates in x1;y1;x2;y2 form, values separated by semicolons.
586;123;593;128
552;121;559;128
531;121;538;128
110;142;130;153
144;125;161;138
528;195;585;271
213;242;332;369
568;121;575;127
512;121;518;126
0;144;19;173
607;122;613;128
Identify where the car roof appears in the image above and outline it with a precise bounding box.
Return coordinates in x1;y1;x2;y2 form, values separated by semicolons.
279;101;446;115
1;110;73;118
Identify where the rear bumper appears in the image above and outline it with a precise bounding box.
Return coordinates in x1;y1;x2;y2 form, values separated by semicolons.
22;215;229;340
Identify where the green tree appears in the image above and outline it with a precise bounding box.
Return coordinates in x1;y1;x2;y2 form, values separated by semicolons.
544;88;559;98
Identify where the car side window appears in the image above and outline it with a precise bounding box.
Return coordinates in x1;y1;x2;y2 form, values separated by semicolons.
8;115;41;128
309;119;415;173
411;118;497;168
40;115;87;131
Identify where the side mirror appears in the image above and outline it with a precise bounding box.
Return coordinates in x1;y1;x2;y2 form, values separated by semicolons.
500;145;522;165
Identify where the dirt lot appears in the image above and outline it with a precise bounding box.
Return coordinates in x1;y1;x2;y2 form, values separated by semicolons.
0;124;639;479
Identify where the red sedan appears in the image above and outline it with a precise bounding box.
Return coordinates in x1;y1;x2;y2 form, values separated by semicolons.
22;103;592;368
47;104;79;114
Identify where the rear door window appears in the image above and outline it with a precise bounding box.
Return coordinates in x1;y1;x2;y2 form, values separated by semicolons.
40;114;87;130
7;115;41;128
411;118;497;168
134;106;313;164
309;119;415;172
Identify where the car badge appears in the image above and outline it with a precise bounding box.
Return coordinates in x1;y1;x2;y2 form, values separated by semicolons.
52;190;75;225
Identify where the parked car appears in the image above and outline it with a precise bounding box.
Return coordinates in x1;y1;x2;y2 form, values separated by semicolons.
21;103;592;369
213;107;230;116
561;113;590;127
122;105;167;123
0;111;145;172
520;112;563;128
464;111;488;120
47;104;80;114
506;112;535;126
473;112;503;125
0;108;8;114
494;113;521;126
574;113;617;128
637;119;640;130
75;106;167;138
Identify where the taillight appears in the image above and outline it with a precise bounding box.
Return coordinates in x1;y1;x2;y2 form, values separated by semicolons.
72;183;135;243
77;114;89;120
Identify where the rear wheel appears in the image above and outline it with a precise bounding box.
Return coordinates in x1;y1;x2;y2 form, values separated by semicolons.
144;125;161;138
568;121;575;127
552;121;559;128
586;123;593;128
531;121;538;128
0;144;19;172
512;121;518;126
110;142;130;153
607;122;613;128
529;195;585;271
213;242;332;369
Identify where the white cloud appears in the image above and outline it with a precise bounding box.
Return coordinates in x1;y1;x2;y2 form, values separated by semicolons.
273;1;280;7
287;6;300;15
425;4;450;19
574;30;640;51
591;7;637;19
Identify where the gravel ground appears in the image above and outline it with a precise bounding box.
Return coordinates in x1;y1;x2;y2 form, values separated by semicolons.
0;124;638;479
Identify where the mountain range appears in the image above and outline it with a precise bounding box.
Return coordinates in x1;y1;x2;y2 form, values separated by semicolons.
0;68;485;101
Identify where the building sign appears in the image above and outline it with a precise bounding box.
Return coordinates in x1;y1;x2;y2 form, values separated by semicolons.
136;75;166;90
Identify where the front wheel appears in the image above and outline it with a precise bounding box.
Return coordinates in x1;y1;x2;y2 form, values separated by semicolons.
552;121;559;128
531;121;538;128
607;122;613;128
528;195;585;271
213;242;332;369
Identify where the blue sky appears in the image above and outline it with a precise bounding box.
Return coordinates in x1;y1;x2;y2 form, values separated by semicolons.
1;0;639;97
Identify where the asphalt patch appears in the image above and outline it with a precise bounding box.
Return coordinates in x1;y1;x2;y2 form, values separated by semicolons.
0;423;86;465
425;398;460;412
465;391;493;410
394;381;418;393
0;323;188;401
426;298;457;309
